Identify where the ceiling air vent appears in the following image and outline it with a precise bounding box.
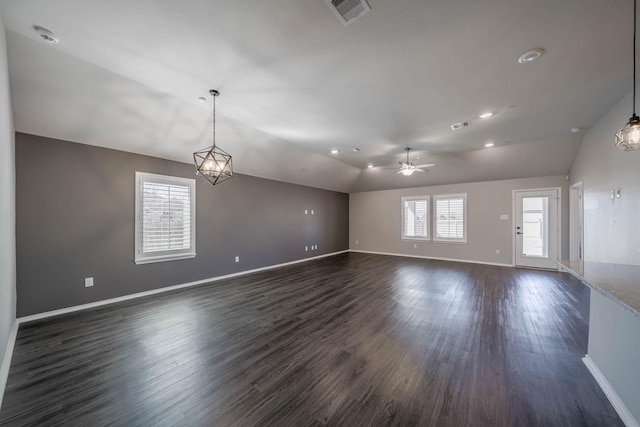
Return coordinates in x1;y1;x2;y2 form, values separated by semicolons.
451;121;471;131
326;0;371;26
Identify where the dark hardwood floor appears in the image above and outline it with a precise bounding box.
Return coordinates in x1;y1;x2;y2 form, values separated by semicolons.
0;253;623;426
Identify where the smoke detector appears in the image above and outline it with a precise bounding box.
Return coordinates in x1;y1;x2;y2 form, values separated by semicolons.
518;48;544;63
326;0;371;26
451;121;471;131
33;25;59;44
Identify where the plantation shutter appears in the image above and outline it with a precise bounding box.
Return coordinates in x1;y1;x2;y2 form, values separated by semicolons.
141;181;192;252
402;197;429;239
135;172;196;264
435;194;467;242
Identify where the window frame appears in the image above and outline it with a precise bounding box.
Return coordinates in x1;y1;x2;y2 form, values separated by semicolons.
401;196;431;241
433;193;468;243
134;171;196;264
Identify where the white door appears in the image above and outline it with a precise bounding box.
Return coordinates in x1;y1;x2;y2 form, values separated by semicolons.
514;189;560;269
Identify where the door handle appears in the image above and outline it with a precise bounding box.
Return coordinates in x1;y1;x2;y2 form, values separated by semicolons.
516;231;523;235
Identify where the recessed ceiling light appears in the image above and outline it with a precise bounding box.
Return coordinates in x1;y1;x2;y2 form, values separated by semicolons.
367;164;374;168
352;148;360;152
571;127;581;133
33;25;59;44
479;112;494;119
484;142;495;148
331;149;339;154
198;97;206;103
518;48;545;63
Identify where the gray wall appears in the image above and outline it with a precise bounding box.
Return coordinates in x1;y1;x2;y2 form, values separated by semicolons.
350;175;569;265
15;133;349;316
570;88;640;265
0;16;16;372
570;87;640;423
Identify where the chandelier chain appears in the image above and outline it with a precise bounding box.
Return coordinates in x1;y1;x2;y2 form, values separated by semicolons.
212;92;216;145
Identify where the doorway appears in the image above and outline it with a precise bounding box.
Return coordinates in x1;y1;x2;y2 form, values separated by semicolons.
513;188;560;269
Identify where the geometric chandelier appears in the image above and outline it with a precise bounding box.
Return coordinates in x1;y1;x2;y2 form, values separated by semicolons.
193;89;233;185
615;0;640;151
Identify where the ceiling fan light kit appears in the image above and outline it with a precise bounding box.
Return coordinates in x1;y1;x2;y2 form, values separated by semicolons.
616;0;640;150
193;90;233;186
395;147;434;176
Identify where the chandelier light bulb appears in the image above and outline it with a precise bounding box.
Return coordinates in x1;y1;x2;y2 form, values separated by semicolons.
631;123;640;145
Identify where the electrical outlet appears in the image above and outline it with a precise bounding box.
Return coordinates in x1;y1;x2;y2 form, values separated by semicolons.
413;244;417;249
495;249;501;255
85;277;94;288
305;209;308;215
311;209;315;215
355;240;359;245
305;246;308;251
235;256;240;263
500;214;509;220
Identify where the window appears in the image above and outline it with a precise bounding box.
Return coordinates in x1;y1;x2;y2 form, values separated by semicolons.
135;172;196;264
402;196;430;240
434;193;467;243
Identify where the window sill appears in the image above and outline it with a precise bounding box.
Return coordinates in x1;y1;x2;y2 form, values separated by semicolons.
433;240;467;244
402;237;430;241
135;252;196;265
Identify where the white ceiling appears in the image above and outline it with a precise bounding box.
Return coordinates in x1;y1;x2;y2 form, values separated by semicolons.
0;0;633;192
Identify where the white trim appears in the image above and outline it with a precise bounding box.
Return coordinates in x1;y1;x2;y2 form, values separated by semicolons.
18;251;349;324
0;320;19;411
583;355;640;427
569;182;584;263
349;249;513;268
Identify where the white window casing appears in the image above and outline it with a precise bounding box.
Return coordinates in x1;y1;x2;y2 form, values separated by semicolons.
434;193;467;243
402;196;430;240
135;172;196;264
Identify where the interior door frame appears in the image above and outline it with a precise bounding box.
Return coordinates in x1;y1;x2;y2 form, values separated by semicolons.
511;187;562;269
569;182;584;264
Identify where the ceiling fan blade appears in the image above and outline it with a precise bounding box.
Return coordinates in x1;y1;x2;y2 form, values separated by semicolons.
415;163;435;168
414;168;426;172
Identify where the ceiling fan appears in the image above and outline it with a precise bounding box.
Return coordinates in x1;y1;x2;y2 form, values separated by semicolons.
389;147;435;176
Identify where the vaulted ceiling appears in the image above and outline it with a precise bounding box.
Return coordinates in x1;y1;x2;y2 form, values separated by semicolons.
0;0;633;192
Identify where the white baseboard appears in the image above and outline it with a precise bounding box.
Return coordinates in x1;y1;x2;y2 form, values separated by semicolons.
0;320;18;411
18;250;349;324
583;355;639;427
349;249;513;268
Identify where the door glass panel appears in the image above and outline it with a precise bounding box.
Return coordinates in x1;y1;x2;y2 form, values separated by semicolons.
522;197;549;257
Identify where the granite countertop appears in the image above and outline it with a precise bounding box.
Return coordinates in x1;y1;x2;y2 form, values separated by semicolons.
559;260;640;317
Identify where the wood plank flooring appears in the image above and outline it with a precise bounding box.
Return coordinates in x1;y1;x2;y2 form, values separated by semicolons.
0;253;624;426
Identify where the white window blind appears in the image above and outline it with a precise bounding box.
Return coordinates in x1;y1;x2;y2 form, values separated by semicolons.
434;194;467;242
135;172;196;264
402;196;429;240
